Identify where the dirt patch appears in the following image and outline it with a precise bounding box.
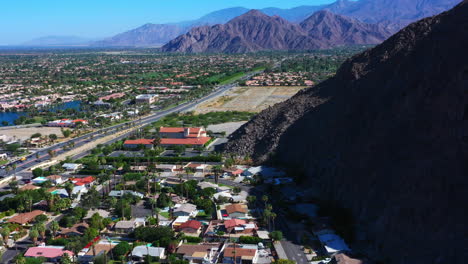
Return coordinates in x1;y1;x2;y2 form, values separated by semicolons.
0;127;64;141
195;86;306;113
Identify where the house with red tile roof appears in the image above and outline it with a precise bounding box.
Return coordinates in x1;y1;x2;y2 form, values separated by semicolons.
223;245;259;264
7;210;45;225
225;204;248;219
123;139;154;149
160;137;211;147
160;127;207;138
159;127;211;147
71;176;95;187
177;220;202;237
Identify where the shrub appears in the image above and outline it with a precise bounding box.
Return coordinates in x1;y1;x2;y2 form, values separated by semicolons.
239;236;262;244
185;236;202;243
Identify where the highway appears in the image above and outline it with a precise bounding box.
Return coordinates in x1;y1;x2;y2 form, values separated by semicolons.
0;79;246;178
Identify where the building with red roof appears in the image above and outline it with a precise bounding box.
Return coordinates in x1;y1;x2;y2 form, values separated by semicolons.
25;246;74;262
72;176;95;187
177;220;202;236
160;127;207;138
8;210;46;225
123;139;154;149
160;137;211;147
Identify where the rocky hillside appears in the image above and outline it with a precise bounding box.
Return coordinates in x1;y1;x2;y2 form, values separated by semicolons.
224;1;468;263
328;0;462;31
301;10;392;46
162;10;323;53
162;10;390;53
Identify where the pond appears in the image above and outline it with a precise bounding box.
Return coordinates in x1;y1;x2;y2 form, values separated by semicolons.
0;100;83;126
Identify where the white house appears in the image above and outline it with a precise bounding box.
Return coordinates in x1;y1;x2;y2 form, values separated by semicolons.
131;246;165;261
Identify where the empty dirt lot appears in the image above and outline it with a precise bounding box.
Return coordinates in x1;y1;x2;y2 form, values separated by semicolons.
195;86;306;113
0;127;64;141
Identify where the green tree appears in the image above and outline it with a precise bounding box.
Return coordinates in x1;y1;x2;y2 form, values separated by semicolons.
50;221;60;239
29;228;39;244
32;168;44;178
113;241;131;257
270;231;283;241
62;129;72;138
49;134;58;142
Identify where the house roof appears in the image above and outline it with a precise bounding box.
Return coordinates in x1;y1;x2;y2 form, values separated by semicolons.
132;246;165;258
25;246;74;258
124;139;154;145
46;175;63;180
19;184;40;191
177;244;220;257
224;219;246;229
160;137;211;146
72;176;95;186
7;210;45;224
223;246;257;258
179;220;202;230
174;203;197;213
115;220;136;229
160;127;203;134
225;204;248;214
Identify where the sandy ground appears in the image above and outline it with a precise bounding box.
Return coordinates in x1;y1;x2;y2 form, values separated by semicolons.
0;127;64;141
207;122;246;135
195;86;305;113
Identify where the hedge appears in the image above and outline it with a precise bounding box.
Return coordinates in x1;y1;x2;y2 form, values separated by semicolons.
239;236;263;244
105;155;222;163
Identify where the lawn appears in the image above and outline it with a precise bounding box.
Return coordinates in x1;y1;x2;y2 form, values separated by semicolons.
160;211;170;218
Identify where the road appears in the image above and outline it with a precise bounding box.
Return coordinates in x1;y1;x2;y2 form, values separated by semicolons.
0;79;249;178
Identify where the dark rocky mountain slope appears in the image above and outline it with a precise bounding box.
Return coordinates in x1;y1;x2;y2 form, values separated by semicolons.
162;10;391;53
224;1;468;263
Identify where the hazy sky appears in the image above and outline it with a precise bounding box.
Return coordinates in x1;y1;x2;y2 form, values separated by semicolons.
1;0;335;45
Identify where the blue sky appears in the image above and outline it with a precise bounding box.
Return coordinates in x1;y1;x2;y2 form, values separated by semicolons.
1;0;335;45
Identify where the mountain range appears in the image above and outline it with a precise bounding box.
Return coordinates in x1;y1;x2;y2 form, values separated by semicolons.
161;10;391;53
224;1;468;263
91;0;461;48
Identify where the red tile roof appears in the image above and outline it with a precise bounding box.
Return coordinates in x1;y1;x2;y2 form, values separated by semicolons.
160;127;203;135
161;137;211;146
224;246;257;257
225;204;248;214
124;139;154;145
8;210;45;225
72;176;95;186
179;220;202;231
224;219;246;229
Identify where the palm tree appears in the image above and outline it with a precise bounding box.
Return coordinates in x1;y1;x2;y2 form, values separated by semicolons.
1;227;11;248
64;182;74;198
29;228;39;245
50;221;60;239
12;164;17;179
12;233;21;252
212;165;223;184
36;223;46;241
270;212;277;231
262;195;269;208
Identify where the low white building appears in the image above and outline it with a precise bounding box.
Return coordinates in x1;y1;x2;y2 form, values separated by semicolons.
131;246;165;261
